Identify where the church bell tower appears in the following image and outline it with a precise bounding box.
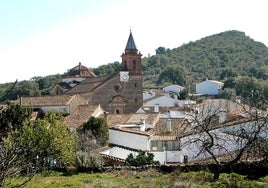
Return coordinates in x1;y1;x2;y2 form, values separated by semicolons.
117;31;143;113
121;31;142;75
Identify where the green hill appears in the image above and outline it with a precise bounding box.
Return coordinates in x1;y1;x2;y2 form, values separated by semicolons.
142;30;268;87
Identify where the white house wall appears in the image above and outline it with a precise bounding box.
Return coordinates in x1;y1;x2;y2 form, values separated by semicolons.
196;80;223;95
145;96;178;107
109;129;150;151
163;85;184;94
179;127;245;162
150;151;182;164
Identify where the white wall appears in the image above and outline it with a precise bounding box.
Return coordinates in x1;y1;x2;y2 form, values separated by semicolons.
163;85;184;94
151;151;182;164
179;128;245;162
145;96;178;107
196;80;223;95
109;129;150;151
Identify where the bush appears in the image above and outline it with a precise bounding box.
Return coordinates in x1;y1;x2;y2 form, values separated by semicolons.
125;151;159;166
76;151;103;171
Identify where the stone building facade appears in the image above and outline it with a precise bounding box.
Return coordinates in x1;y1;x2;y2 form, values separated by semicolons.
51;31;143;114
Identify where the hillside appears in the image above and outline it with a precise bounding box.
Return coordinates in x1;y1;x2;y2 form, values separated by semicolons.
142;30;268;86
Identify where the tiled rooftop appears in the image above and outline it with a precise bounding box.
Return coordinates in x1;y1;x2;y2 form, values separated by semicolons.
66;75;111;94
64;104;102;128
20;94;80;107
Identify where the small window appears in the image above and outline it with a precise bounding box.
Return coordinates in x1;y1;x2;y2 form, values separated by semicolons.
133;60;136;69
166;141;173;150
114;108;121;114
135;98;138;103
134;83;137;87
124;60;127;70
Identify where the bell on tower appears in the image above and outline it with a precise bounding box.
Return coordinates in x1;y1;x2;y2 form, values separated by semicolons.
121;31;142;75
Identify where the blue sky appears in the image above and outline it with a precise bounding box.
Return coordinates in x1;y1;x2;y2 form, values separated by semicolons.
1;0;268;83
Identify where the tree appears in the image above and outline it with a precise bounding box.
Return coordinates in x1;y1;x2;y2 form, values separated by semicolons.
184;98;268;180
76;117;108;170
79;116;109;147
223;77;236;89
0;133;35;187
20;112;76;169
155;47;166;54
218;88;236;100
178;89;189;100
158;65;187;86
0;103;32;139
0;108;76;187
0;104;33;187
235;77;268;109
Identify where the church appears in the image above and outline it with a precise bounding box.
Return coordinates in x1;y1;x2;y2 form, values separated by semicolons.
35;31;143;114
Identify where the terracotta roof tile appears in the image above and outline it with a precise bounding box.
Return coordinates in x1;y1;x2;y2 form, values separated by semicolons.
64;104;103;128
110;126;153;136
151;135;178;141
20;94;79;107
66;75;109;94
106;114;133;127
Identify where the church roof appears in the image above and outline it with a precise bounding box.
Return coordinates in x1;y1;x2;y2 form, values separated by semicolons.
125;31;137;50
65;62;96;78
65;74;112;94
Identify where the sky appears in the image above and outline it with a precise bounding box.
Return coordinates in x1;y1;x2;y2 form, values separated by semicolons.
0;0;268;83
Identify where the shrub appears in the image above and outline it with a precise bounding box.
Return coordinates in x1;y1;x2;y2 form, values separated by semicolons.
76;151;103;171
125;151;159;166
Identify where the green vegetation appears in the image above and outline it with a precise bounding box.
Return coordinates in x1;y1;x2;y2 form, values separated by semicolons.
0;105;76;187
8;170;268;188
79;116;109;147
125;151;159;166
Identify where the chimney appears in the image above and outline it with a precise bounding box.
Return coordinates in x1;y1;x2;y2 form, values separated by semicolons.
140;118;145;131
154;104;159;113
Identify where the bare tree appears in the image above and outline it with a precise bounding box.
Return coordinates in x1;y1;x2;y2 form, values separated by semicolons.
181;99;268;180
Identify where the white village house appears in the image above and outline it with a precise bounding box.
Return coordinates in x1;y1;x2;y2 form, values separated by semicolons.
101;98;268;165
163;84;185;94
196;79;224;95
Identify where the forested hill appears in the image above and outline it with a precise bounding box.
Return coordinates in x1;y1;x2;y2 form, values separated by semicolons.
142;30;268;85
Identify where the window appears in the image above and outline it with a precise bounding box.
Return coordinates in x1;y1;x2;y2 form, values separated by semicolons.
166;141;173;150
134;82;137;87
151;141;158;151
151;141;163;151
124;60;127;70
114;108;121;114
133;60;136;70
135;98;138;103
